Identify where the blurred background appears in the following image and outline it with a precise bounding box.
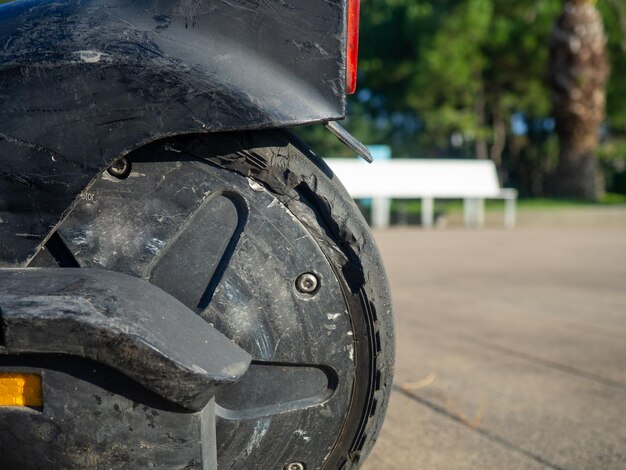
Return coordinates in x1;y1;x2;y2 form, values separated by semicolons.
299;0;626;226
300;1;626;469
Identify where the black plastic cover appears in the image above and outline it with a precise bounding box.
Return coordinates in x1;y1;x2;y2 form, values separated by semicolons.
0;268;251;411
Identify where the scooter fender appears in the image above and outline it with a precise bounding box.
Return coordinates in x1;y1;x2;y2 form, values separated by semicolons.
0;0;349;265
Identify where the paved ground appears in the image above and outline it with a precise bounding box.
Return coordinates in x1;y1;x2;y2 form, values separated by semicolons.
363;228;626;470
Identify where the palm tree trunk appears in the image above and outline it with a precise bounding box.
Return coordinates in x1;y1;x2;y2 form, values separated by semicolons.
549;0;609;199
474;82;489;159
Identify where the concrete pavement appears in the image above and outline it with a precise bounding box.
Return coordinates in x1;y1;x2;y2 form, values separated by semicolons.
364;228;626;470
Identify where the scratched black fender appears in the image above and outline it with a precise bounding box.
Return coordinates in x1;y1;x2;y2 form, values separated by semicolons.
0;0;348;265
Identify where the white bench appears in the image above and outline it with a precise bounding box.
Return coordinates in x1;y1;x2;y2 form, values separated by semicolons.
327;159;518;229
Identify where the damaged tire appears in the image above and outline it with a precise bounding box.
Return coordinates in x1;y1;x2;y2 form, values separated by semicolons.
32;129;394;469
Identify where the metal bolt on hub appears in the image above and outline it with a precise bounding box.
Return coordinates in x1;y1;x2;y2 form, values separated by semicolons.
107;157;131;178
284;463;305;470
295;273;319;294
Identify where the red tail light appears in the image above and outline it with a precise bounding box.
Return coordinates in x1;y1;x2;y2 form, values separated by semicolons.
346;0;360;95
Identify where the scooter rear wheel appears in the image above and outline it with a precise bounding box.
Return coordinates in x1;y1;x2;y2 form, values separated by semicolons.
33;130;394;469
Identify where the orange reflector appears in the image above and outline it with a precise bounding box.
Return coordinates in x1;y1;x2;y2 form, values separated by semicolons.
0;373;43;407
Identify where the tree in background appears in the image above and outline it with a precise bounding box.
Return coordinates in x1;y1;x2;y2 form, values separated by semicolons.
297;0;626;198
407;1;561;193
598;0;626;196
351;0;562;192
549;0;610;199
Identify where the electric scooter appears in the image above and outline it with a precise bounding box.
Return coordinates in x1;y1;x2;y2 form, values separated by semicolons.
0;1;394;468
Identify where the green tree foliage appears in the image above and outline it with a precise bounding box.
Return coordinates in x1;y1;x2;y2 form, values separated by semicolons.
298;0;625;197
602;0;626;128
598;0;626;195
357;0;565;193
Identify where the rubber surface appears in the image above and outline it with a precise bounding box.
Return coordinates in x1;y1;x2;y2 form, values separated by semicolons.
171;130;396;467
36;129;395;468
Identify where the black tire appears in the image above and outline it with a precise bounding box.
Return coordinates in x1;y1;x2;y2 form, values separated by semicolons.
38;129;395;469
179;129;396;468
